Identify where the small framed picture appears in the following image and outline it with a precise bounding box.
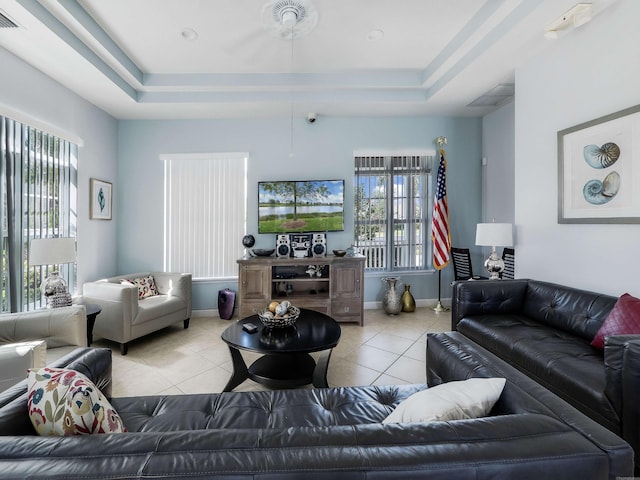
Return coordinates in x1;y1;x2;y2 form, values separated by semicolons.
90;178;112;220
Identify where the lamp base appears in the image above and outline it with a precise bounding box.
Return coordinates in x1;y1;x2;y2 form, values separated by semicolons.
41;271;70;308
484;251;505;280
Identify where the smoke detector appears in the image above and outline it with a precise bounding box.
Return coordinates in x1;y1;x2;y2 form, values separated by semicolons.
261;0;318;39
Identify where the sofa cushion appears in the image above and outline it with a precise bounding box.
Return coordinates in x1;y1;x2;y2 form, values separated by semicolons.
591;293;640;349
27;367;126;435
111;384;427;432
521;281;616;341
457;315;619;432
382;377;505;424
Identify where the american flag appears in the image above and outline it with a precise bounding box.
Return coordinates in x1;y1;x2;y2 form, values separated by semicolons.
431;149;450;270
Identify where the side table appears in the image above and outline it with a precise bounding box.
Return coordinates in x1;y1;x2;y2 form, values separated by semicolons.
84;303;102;346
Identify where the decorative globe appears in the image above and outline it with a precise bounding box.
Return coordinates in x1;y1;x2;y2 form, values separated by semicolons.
242;234;256;248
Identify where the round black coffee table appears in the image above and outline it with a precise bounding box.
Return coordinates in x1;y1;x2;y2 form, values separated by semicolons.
221;309;341;391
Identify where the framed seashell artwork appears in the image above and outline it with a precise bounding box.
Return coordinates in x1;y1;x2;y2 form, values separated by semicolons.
90;178;113;220
558;103;640;223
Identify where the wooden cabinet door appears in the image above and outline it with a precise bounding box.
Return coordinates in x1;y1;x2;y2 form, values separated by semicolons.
331;261;364;324
239;264;270;317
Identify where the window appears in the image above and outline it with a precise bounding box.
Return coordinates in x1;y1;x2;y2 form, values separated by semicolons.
163;153;247;279
354;154;432;271
0;115;77;312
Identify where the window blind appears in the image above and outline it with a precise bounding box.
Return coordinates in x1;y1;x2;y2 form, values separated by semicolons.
163;153;247;279
0;115;77;312
354;155;431;271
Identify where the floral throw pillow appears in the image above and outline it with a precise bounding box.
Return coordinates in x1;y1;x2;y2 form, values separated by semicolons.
27;367;127;436
122;275;159;300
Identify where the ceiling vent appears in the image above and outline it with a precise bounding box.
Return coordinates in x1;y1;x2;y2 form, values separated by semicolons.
467;83;515;107
0;10;19;28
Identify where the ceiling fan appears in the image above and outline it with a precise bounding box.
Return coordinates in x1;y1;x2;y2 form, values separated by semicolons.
261;0;318;39
224;0;318;64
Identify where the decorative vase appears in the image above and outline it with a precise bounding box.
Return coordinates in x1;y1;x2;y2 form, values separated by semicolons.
217;288;236;320
401;284;416;312
382;277;402;315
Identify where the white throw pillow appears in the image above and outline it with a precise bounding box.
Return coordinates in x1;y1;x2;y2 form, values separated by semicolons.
383;377;506;424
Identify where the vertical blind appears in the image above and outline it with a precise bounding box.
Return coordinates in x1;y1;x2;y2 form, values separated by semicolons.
163;153;247;279
0;115;77;312
354;155;431;271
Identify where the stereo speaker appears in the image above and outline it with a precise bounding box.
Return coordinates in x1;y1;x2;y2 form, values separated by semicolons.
276;234;291;258
311;233;327;257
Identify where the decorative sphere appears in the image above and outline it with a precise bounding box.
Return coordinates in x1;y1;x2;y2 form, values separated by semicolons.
242;234;255;248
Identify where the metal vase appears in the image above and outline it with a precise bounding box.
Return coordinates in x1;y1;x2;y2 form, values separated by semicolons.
382;277;402;315
401;284;416;312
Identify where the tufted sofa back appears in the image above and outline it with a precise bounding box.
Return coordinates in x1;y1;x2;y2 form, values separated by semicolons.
111;385;425;432
452;279;617;341
521;280;617;341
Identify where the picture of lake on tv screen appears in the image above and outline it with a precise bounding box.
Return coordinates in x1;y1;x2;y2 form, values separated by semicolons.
258;180;344;233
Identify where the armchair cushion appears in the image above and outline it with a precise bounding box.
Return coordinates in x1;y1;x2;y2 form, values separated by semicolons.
0;341;47;393
0;306;87;350
0;306;87;392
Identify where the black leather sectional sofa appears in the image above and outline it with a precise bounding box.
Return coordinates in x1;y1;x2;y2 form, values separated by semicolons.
447;278;640;472
0;345;633;479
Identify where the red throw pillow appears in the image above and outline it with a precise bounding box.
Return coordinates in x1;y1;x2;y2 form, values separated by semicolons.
591;293;640;349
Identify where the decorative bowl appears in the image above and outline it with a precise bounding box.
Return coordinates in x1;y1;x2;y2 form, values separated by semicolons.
258;305;300;328
252;248;275;257
333;249;347;257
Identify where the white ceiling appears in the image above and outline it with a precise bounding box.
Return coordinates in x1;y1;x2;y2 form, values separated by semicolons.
0;0;618;120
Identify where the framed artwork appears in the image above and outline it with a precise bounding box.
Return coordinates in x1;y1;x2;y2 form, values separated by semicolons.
90;178;112;220
558;103;640;223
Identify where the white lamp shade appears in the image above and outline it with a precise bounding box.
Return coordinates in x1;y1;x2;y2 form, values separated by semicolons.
29;237;76;266
475;223;513;247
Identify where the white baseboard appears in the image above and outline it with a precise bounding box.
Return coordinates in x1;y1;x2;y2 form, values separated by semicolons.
194;298;452;317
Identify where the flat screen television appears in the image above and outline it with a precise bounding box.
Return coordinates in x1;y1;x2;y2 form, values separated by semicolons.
258;179;344;233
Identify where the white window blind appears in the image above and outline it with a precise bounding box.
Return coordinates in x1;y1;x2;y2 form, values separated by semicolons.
163;153;247;279
1;115;77;312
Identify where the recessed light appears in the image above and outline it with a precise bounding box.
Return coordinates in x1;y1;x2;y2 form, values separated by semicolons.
181;28;199;42
367;29;384;41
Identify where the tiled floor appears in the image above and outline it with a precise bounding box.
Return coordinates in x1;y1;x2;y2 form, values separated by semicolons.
91;307;452;397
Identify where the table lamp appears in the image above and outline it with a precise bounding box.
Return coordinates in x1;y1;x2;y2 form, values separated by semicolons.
475;223;513;280
29;237;76;308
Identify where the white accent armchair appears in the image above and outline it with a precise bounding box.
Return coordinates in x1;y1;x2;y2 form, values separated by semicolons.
82;272;192;355
0;305;88;393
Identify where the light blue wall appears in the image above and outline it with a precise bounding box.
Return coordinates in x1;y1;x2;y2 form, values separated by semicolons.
0;47;118;290
118;115;482;309
513;0;640;297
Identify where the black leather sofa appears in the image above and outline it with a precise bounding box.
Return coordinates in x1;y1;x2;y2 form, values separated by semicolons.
0;346;633;479
450;278;640;472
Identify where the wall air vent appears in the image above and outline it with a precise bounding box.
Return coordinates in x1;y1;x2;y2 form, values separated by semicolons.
0;10;19;28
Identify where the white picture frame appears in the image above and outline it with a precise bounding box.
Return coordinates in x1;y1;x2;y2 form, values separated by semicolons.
90;178;112;220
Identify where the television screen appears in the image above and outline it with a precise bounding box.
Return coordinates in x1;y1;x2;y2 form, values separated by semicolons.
258;180;344;233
